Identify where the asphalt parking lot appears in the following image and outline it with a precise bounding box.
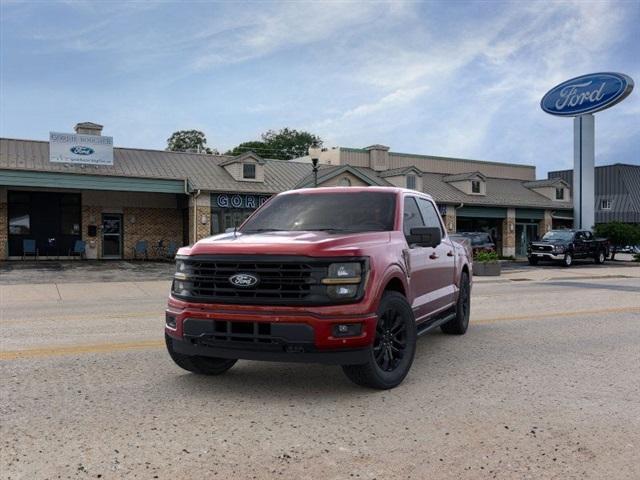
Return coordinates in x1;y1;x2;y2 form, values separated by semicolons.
1;260;639;479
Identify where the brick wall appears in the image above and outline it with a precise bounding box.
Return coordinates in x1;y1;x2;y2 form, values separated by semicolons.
123;207;183;259
502;208;516;257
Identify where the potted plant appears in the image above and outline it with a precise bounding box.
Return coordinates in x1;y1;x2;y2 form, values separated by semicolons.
473;251;501;276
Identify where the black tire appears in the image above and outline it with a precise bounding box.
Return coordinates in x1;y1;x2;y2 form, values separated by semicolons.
562;253;573;267
528;256;539;266
441;271;471;335
594;250;606;264
341;291;416;390
165;334;237;375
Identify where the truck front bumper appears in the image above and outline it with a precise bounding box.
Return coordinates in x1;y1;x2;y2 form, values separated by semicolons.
164;297;377;365
528;252;565;261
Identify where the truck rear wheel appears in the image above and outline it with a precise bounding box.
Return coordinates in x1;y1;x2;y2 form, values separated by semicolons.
165;334;237;375
441;271;470;335
341;291;416;390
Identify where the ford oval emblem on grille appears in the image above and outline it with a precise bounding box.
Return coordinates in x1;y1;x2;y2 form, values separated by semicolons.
229;273;259;288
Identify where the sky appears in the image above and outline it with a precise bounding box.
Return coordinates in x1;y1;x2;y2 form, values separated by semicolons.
1;0;638;177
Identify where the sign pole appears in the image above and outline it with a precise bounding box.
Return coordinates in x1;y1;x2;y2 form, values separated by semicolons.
573;114;595;230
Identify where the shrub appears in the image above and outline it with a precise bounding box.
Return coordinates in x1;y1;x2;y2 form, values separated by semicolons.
475;251;499;263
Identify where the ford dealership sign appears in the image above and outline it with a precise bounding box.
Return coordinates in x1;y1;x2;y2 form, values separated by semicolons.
50;132;114;165
541;72;634;116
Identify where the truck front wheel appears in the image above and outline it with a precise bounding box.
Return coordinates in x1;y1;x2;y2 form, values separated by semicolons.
595;250;606;264
165;334;237;375
341;291;417;390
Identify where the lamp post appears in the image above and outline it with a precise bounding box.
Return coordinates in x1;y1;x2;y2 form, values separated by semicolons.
308;144;321;188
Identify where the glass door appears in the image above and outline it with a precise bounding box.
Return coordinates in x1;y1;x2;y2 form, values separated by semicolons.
102;213;123;259
516;223;539;257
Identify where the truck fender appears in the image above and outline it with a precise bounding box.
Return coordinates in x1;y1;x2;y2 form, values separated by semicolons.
371;263;410;310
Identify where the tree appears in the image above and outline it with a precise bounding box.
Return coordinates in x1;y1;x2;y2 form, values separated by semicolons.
225;141;268;157
167;130;217;154
593;222;640;260
226;128;322;160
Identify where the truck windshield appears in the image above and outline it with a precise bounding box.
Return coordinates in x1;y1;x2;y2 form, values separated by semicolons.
241;191;396;233
542;231;574;241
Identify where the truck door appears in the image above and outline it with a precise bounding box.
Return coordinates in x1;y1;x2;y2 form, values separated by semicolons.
416;197;456;313
402;196;430;321
574;231;587;258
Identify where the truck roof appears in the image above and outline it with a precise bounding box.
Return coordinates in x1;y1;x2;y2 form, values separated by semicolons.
279;186;435;201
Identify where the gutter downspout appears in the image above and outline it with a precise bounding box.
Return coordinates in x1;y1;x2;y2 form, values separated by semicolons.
192;188;201;245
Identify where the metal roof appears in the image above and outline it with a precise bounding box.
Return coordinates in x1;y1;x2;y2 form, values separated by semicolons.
0;137;311;194
442;171;486;182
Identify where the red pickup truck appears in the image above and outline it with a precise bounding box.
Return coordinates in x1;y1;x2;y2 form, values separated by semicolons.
165;187;472;389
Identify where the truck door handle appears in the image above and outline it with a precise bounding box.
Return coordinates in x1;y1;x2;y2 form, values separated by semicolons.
429;252;439;259
447;251;454;257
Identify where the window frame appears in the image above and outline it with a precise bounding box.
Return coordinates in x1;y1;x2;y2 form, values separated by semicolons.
402;196;425;237
555;187;564;200
416;197;445;236
600;199;612;210
406;174;416;190
243;162;257;180
471;180;481;194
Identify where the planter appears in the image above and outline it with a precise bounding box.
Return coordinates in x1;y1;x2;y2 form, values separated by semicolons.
474;261;501;276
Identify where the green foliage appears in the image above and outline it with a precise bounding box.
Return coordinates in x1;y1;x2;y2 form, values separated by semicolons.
475;251;499;263
226;128;322;160
593;222;640;260
225;141;269;157
167;130;216;154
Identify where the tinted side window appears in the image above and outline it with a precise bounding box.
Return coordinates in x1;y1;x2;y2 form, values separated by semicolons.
403;197;424;236
416;198;443;234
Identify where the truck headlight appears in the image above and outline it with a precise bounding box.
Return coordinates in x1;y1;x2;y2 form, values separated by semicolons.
555;245;565;253
172;279;191;296
323;263;362;299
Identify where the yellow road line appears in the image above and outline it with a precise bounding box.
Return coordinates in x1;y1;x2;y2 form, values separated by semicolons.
0;311;159;324
474;306;640;324
1;340;164;360
2;306;639;361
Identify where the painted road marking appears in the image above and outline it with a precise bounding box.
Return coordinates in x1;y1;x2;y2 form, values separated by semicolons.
2;306;639;361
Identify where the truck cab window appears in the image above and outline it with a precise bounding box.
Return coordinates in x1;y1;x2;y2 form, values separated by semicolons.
416;198;444;235
403;197;424;236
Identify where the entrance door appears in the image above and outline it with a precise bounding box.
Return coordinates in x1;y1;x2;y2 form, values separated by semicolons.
516;223;538;257
102;214;123;259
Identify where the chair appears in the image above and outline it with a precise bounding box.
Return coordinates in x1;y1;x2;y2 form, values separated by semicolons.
152;239;166;258
133;240;149;260
22;239;38;261
68;240;86;260
165;241;178;259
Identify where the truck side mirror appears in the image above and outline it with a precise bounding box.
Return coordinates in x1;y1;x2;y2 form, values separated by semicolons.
407;227;441;248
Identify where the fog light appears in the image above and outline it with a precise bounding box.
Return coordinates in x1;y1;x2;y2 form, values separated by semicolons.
333;323;362;338
327;284;358;298
165;313;177;329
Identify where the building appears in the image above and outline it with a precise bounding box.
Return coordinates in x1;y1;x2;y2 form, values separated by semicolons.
548;164;640;224
1;124;574;260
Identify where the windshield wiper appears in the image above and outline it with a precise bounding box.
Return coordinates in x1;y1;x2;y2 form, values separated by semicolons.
241;228;287;233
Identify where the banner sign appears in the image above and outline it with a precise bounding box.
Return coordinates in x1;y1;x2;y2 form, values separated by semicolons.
540;72;634;117
213;193;270;210
49;132;114;165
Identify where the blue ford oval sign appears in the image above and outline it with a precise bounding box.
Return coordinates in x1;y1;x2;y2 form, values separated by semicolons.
70;146;95;155
541;72;633;116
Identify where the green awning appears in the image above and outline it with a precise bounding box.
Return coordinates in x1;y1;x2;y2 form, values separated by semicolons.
457;206;507;218
516;208;544;220
0;169;185;194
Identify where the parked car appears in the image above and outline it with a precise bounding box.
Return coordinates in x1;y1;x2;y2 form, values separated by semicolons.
527;230;609;267
451;232;496;256
165;187;473;389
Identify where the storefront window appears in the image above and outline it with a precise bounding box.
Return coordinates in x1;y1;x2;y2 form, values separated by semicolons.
9;208;30;234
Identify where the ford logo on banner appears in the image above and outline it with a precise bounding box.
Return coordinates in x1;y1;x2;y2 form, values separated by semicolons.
70;146;95;155
541;72;634;116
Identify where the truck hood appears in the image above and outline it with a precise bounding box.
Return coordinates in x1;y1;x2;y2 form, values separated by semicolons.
181;231;392;257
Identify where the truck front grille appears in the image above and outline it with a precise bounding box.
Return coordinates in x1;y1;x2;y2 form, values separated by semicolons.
173;255;340;305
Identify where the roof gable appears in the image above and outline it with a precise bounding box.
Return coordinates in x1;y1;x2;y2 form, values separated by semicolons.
443;171;486;183
219;151;266;166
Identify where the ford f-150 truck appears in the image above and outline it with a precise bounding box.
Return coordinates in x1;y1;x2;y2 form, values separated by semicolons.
527;229;609;267
165;187;472;389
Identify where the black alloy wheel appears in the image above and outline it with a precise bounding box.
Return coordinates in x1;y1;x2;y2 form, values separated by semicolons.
342;291;416;389
374;306;408;372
